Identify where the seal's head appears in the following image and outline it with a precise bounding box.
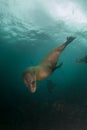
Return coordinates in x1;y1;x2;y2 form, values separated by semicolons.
23;67;36;93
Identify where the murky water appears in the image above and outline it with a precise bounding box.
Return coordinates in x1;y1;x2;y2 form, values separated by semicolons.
0;0;87;129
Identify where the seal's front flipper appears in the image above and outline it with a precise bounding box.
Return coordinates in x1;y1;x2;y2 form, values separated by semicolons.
52;62;63;72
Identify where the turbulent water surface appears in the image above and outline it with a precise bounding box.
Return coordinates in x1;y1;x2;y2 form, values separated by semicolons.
0;0;87;129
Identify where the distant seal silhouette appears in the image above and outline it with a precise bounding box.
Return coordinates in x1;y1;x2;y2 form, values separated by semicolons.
23;36;76;93
76;55;87;63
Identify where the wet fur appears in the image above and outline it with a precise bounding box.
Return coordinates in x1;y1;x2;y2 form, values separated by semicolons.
23;36;76;93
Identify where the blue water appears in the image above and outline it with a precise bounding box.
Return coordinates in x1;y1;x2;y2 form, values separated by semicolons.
0;0;87;129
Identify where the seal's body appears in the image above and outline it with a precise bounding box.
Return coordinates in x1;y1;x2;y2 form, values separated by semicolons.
23;36;75;93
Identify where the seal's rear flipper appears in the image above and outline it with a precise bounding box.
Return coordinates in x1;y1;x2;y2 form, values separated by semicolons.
66;36;76;44
52;62;63;72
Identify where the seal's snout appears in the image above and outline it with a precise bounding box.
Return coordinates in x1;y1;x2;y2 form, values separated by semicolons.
29;81;36;93
23;72;36;93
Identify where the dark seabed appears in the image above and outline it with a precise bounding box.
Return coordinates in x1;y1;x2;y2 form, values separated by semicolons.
0;0;87;129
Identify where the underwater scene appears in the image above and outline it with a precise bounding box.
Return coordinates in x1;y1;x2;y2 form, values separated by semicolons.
0;0;87;129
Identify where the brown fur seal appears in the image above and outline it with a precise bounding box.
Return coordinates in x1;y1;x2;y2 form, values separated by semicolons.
23;36;76;93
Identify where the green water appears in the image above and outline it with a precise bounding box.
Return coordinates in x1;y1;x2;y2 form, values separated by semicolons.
0;0;87;129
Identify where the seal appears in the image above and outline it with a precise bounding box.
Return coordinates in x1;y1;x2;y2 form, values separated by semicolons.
23;36;76;93
76;55;87;63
